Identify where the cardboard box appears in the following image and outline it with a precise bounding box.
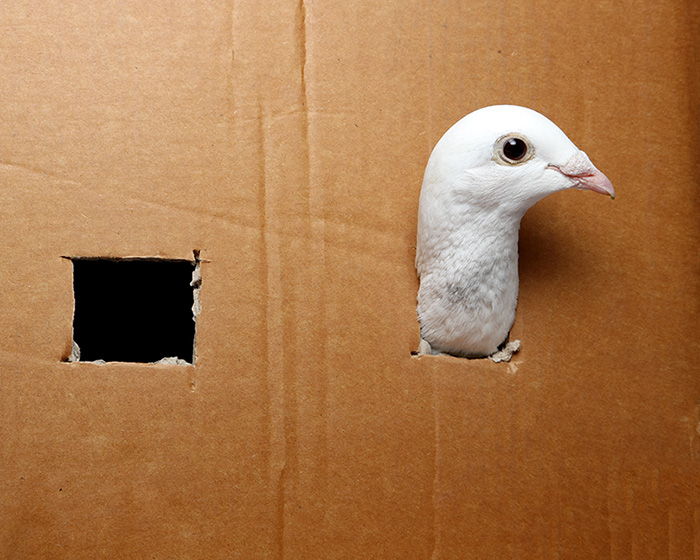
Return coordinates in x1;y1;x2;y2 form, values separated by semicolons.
1;1;699;557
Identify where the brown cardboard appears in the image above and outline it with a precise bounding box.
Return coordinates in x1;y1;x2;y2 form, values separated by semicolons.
1;1;699;558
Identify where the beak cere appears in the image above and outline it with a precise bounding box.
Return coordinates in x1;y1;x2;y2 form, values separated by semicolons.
551;151;616;199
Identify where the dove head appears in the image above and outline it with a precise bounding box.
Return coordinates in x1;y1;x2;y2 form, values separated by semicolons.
421;105;614;221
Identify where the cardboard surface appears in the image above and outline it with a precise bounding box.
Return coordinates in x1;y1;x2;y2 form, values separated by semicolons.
1;1;699;558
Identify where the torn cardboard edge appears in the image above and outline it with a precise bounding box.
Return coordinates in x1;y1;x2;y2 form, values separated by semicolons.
62;250;203;366
412;338;521;363
67;343;192;366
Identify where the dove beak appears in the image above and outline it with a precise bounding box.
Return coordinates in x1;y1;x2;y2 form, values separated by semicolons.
550;151;615;199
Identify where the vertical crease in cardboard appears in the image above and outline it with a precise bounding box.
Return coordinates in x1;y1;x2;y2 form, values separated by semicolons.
228;0;235;67
297;0;308;113
257;100;287;556
430;372;441;560
296;0;311;203
298;0;331;490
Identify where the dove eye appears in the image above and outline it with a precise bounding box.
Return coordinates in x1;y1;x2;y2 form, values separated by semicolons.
503;138;527;161
495;134;533;165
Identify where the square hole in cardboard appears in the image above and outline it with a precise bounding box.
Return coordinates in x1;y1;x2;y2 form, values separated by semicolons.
67;256;200;364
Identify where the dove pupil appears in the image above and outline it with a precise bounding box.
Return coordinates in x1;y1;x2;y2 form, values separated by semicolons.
503;138;527;161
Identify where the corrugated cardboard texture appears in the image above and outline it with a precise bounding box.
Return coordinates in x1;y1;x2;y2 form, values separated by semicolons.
1;1;699;558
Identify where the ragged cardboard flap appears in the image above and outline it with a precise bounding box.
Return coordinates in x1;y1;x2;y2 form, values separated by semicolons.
1;1;699;558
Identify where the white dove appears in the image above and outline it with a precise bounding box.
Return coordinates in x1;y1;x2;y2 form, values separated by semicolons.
415;105;614;360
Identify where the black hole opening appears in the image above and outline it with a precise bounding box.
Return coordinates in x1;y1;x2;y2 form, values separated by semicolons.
71;258;196;363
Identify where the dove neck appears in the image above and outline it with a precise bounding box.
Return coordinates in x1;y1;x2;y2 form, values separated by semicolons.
470;213;521;247
443;204;525;263
453;201;527;236
417;191;528;274
419;204;521;269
